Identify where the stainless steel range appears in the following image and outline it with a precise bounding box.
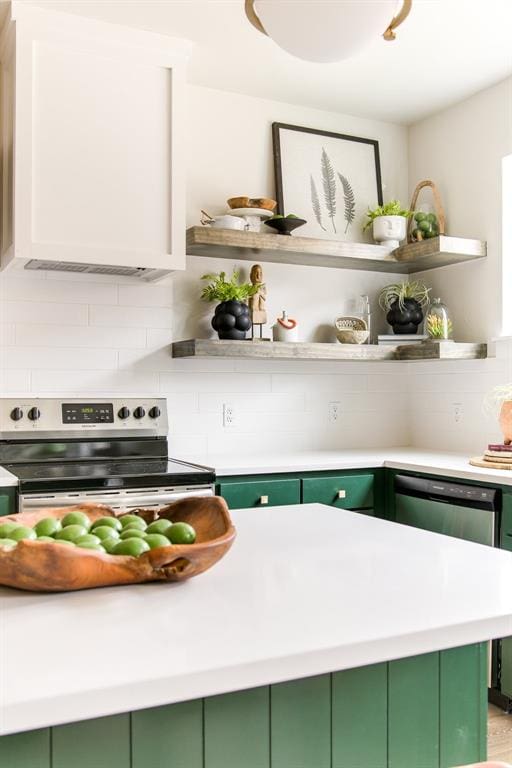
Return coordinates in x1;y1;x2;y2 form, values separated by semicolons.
0;398;214;512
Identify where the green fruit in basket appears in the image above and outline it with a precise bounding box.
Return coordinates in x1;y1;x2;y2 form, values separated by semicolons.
77;540;105;552
414;212;426;222
61;511;91;530
92;525;120;542
418;220;431;233
55;524;88;542
0;538;17;549
35;536;55;542
146;519;173;536
34;517;62;537
426;212;437;223
120;527;146;540
0;522;19;537
112;538;150;557
76;534;101;547
54;539;76;547
9;526;37;542
119;514;146;530
91;516;122;532
101;537;119;554
167;522;196;545
144;533;171;550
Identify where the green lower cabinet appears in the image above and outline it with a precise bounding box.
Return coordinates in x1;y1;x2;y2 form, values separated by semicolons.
52;714;130;768
0;728;50;768
271;675;331;768
131;700;203;768
302;473;374;511
217;478;300;509
205;687;269;768
332;662;388;768
500;636;512;700
0;644;486;768
0;488;16;516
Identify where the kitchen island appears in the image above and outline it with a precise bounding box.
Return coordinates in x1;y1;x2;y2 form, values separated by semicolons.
1;503;512;767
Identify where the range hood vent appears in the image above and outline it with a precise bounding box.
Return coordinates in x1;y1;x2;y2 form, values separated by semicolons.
24;259;169;281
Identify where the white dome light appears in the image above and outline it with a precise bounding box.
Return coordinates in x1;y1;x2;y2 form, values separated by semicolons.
246;0;412;63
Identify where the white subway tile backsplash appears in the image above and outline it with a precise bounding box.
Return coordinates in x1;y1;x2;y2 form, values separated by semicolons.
15;324;147;350
2;347;118;371
0;277;117;305
0;301;88;325
89;305;173;329
118;283;172;308
2;266;508;456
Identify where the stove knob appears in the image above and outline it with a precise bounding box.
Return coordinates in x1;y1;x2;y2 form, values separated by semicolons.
10;407;23;422
118;407;130;420
148;406;161;419
133;407;145;419
28;407;41;421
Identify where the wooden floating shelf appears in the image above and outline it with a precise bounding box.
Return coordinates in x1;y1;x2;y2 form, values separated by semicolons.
186;227;486;274
172;339;487;363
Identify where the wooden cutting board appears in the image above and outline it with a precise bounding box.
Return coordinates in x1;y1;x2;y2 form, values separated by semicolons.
470;457;512;470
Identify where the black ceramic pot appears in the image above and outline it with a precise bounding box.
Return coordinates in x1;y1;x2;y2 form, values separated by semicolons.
386;298;424;334
211;300;252;340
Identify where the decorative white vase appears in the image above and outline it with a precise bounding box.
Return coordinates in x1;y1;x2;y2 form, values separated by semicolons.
372;215;407;249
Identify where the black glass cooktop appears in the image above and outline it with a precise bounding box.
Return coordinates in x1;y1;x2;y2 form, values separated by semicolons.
4;458;215;493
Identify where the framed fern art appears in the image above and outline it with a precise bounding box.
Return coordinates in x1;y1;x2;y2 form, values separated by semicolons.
272;122;383;242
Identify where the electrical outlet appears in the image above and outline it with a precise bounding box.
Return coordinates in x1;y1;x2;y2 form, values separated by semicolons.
452;402;463;424
223;403;237;428
328;401;341;424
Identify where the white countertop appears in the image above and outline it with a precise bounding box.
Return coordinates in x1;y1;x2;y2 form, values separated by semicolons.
0;466;18;487
190;447;512;486
2;503;512;735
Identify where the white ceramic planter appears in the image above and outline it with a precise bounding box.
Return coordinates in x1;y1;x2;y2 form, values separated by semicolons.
372;215;407;249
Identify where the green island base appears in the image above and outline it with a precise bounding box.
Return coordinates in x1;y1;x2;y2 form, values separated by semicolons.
0;642;487;768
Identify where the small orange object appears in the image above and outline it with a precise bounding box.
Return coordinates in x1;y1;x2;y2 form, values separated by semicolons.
277;316;297;330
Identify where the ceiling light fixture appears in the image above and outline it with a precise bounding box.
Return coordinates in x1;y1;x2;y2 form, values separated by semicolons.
245;0;412;63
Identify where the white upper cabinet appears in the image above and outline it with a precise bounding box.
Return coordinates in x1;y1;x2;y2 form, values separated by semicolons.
0;2;191;280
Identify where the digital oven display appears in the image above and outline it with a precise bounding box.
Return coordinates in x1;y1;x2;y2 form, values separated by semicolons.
62;403;114;424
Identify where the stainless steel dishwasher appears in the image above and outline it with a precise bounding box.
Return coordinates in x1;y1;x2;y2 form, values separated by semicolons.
394;473;503;701
394;474;498;547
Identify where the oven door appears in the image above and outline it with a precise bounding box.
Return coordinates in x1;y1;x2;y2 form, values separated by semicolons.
20;485;214;512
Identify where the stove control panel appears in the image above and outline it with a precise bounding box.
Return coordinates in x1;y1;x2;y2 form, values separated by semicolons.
0;398;168;437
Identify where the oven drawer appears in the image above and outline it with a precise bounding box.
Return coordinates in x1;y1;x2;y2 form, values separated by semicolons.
20;485;214;512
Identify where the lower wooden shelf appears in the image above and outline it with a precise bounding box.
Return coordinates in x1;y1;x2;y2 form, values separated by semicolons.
172;339;487;362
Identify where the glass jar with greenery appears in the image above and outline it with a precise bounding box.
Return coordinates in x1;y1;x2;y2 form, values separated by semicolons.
425;298;453;340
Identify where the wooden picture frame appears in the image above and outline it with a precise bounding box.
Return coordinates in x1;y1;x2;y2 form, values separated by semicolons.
272;122;383;242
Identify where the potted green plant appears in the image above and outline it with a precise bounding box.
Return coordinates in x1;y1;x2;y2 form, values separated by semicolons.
201;270;257;340
363;200;414;248
379;281;430;334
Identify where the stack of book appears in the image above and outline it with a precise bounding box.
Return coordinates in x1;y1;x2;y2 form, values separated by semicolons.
377;334;428;346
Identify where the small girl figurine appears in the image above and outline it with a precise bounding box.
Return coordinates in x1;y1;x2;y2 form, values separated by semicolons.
249;263;267;338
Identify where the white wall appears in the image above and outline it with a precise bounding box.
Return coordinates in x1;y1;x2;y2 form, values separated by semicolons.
408;76;512;342
0;84;411;458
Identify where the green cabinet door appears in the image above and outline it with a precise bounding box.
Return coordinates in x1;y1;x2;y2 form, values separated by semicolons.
0;488;16;516
501;494;512;550
501;636;512;700
302;474;374;511
217;478;300;509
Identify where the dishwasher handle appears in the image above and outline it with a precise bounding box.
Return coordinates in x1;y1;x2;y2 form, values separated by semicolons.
394;474;500;512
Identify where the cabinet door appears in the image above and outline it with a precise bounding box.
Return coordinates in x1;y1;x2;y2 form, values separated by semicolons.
302;474;374;511
501;494;512;550
501;637;512;699
0;488;16;516
3;4;189;275
217;479;300;509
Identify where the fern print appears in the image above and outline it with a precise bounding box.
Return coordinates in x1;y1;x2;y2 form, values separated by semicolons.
310;174;326;231
321;148;337;233
337;172;356;234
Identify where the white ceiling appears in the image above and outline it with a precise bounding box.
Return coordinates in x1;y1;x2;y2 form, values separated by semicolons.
21;0;512;124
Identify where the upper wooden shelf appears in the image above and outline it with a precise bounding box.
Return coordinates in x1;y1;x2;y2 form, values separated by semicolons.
186;227;486;274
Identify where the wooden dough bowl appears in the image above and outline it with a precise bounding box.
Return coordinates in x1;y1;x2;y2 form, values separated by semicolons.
0;496;236;592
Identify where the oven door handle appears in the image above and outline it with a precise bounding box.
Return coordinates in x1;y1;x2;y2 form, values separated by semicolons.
20;487;214;511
